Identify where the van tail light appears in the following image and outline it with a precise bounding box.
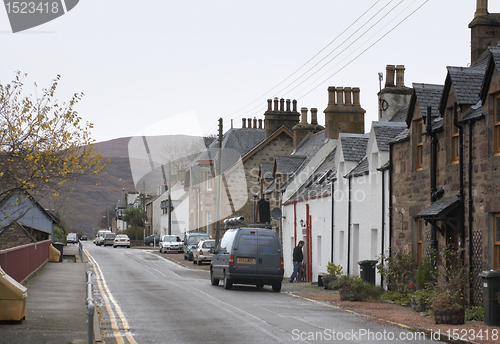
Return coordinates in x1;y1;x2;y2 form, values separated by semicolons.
280;257;284;269
229;254;234;266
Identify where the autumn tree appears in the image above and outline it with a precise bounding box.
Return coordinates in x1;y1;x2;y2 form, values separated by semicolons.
0;72;107;210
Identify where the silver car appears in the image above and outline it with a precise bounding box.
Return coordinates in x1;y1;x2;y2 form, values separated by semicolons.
193;239;215;265
159;235;183;253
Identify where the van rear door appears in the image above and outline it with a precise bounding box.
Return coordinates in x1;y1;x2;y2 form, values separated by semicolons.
234;231;258;275
257;231;281;276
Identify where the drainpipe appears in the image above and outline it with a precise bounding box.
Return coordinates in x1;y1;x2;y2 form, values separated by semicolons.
380;167;385;287
347;175;352;275
468;120;474;305
453;103;465;248
426;107;438;263
331;181;335;263
388;143;393;261
293;201;297;247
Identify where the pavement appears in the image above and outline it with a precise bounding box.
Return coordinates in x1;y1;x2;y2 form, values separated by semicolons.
1;244;497;344
0;243;99;344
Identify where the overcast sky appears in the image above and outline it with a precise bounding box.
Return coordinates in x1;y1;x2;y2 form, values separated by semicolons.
1;0;498;143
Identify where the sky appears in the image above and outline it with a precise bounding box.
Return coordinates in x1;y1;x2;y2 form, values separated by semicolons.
1;0;499;144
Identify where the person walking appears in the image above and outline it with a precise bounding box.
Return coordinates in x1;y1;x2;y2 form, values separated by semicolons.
289;240;304;283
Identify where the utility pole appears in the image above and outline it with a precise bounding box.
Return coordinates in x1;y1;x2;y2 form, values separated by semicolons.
215;118;223;246
168;161;172;235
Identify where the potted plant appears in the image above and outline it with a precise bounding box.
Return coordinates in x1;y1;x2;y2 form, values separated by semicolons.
428;244;467;325
323;262;343;289
411;288;434;312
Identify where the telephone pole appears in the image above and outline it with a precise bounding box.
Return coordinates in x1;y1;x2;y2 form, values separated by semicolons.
215;118;223;245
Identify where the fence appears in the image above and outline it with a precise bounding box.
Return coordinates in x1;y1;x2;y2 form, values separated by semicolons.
0;240;51;283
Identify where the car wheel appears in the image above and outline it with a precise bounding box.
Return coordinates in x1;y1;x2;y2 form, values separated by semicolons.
188;255;193;261
149;242;154;247
223;272;232;290
272;282;282;292
197;260;202;265
256;284;264;289
210;270;219;286
127;245;130;248
113;246;116;248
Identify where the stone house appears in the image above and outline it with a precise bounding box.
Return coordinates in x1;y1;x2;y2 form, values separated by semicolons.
390;1;500;304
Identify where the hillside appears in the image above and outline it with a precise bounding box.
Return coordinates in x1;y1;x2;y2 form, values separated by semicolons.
60;135;205;234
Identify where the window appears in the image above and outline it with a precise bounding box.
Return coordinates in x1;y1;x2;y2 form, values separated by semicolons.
206;211;212;233
450;107;459;163
415;119;423;170
495;214;500;270
495;96;500;155
416;219;423;266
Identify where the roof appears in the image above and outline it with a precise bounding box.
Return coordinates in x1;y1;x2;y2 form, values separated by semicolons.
275;156;307;175
389;106;408;123
391;128;409;143
294;130;328;156
339;133;369;161
417;198;460;220
260;163;274;179
346;156;369;178
406;83;443;126
372;122;407;151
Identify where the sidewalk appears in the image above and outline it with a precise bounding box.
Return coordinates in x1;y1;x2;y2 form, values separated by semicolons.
0;244;96;344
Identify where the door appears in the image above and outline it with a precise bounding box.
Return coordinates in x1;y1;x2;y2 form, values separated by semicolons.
257;232;280;276
234;232;258;275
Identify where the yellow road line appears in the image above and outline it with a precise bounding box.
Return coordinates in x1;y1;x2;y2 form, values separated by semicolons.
85;250;137;344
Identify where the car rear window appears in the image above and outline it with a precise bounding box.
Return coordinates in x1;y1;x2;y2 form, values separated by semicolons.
202;241;215;249
105;233;116;239
237;234;257;255
258;234;278;255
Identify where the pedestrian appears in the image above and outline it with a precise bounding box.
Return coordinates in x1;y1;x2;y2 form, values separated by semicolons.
289;240;304;283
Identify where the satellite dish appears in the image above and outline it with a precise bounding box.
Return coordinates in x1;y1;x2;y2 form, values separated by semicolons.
271;207;282;220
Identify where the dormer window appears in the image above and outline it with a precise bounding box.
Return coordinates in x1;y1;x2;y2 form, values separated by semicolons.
415;118;423;171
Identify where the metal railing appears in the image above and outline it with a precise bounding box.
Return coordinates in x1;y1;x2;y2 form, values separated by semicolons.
86;271;95;344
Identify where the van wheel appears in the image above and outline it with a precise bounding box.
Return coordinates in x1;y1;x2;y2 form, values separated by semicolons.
149;242;154;247
210;270;219;286
272;283;282;292
223;273;232;290
193;259;197;264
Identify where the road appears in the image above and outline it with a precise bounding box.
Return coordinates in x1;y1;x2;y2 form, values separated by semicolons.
83;242;441;344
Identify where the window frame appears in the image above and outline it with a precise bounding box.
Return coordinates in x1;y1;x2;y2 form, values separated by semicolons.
450;107;459;164
415;118;423;171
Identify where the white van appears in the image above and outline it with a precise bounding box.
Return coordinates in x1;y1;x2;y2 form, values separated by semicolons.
94;230;111;246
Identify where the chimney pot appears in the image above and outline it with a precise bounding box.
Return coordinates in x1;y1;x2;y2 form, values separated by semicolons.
253;117;257;128
396;65;405;88
258;119;262;129
336;87;344;105
274;97;279;111
385;65;396;88
475;0;488;17
300;107;308;124
292;99;297;112
311;108;318;125
247;118;252;128
242;118;246;128
280;98;285;111
328;86;336;106
352;88;361;106
286;99;291;112
344;87;352;105
267;99;272;111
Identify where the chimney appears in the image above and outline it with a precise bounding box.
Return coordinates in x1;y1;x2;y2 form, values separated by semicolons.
475;0;488;17
258;119;262;129
253;117;257;128
311;108;318;125
247;118;252;128
385;65;395;87
292;99;297;112
344;87;352;105
396;65;405;87
328;86;336;106
267;99;272;111
242;118;246;128
274;97;279;111
352;88;361;106
286;99;291;112
300;107;308;124
336;87;344;105
280;98;285;111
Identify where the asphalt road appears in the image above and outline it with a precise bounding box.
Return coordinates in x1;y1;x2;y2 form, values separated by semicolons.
83;242;441;344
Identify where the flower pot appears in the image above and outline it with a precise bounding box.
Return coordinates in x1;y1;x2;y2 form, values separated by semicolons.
434;308;465;325
411;299;426;312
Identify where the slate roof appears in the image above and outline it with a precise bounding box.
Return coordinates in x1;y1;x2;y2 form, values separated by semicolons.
417;198;460;219
340;133;369;161
410;83;443;122
275;156;307;175
373;122;407;151
446;65;485;105
462;104;485;122
260;163;274;179
294;130;328;156
389;106;408;123
287;147;336;202
346;156;368;178
392;128;409;143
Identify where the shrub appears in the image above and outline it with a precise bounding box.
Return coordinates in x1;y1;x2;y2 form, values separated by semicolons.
326;262;343;276
377;247;416;299
465;307;484;322
416;256;436;289
412;288;435;306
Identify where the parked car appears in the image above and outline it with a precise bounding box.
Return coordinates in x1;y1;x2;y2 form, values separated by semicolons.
113;234;130;248
95;230;111;246
159;235;182;253
210;227;284;292
193;239;215;265
144;234;161;247
81;235;88;241
67;233;78;244
183;232;210;261
103;232;116;247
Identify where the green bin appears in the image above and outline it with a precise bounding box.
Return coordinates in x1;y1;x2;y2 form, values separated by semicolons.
478;270;500;327
358;260;378;285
